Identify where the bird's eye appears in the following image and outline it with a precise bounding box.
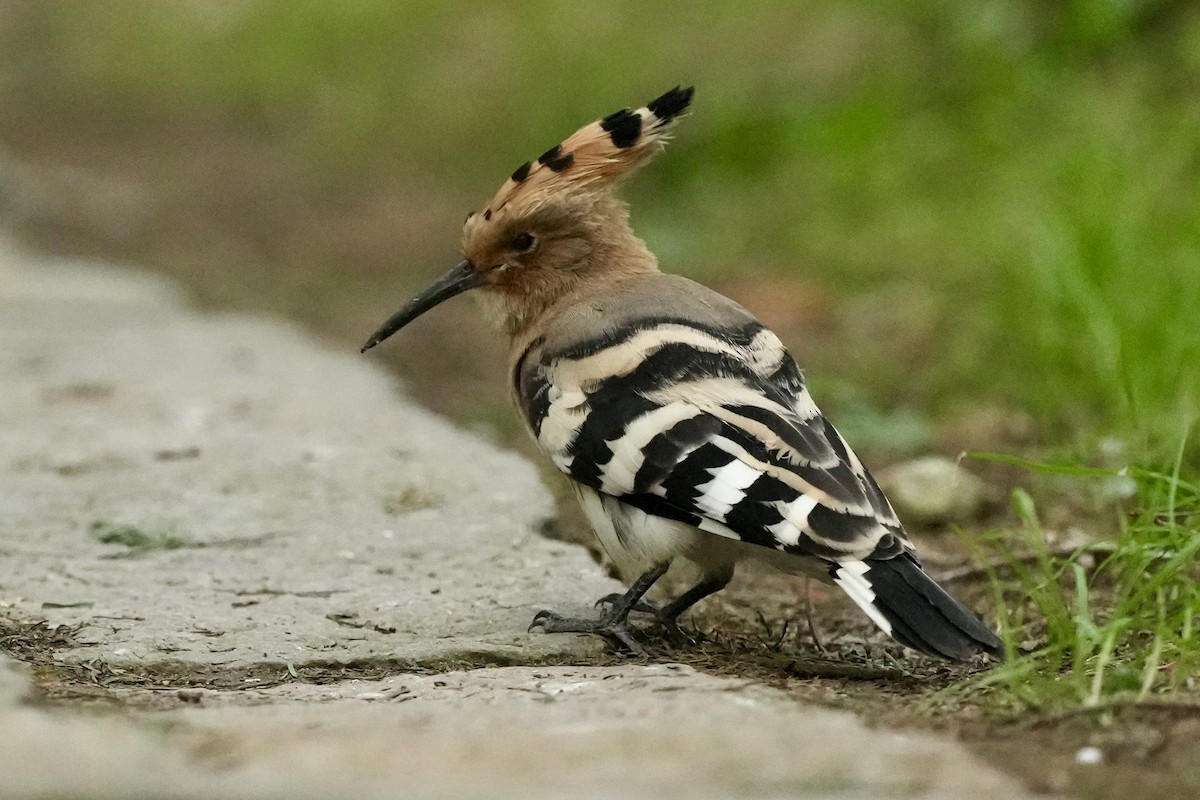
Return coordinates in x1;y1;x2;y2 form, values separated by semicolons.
511;232;535;252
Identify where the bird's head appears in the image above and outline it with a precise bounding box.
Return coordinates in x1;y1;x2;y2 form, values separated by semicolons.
361;86;693;352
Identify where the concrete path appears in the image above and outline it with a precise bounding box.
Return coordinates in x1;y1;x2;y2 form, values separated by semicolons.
0;235;1042;799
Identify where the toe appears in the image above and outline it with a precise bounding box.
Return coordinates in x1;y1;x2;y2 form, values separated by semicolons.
606;626;647;657
528;609;557;632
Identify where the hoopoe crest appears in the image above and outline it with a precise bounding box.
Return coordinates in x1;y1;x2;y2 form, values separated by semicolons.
362;86;691;347
363;86;1004;662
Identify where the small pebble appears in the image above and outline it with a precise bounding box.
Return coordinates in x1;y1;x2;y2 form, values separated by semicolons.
1075;746;1102;765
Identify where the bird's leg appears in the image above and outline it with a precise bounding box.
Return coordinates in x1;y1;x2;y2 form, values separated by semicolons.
654;576;731;639
593;573;732;641
529;563;669;655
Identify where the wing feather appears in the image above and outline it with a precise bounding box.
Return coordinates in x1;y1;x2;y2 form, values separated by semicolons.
518;321;909;562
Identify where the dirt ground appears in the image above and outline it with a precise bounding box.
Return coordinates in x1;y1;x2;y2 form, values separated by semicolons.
2;115;1199;800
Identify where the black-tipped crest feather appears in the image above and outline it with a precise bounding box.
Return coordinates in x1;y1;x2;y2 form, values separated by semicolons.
647;85;695;124
510;161;532;183
600;108;643;148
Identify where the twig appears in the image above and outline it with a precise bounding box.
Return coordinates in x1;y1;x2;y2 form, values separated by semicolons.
777;658;908;682
803;576;825;654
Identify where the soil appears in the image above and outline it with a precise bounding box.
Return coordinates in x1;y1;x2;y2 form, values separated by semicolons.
2;107;1198;800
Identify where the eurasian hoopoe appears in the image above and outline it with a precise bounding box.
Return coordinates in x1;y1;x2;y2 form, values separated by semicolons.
363;86;1004;661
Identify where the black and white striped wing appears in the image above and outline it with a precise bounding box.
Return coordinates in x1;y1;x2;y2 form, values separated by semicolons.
519;320;909;561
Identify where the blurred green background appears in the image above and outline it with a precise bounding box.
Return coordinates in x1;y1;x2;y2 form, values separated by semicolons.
1;0;1197;473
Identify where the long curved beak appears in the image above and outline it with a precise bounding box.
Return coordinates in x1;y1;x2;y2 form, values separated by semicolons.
360;260;486;353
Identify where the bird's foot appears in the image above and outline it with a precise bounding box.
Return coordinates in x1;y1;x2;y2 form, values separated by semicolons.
592;594;690;643
529;564;671;656
528;608;647;656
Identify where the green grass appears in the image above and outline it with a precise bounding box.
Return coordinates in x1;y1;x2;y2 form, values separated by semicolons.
950;442;1200;713
90;521;188;554
3;0;1200;711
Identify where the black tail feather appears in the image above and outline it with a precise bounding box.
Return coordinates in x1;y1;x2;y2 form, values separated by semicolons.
865;555;1004;661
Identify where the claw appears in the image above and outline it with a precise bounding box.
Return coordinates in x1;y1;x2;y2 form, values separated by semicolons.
528;609;555;633
594;594;659;615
